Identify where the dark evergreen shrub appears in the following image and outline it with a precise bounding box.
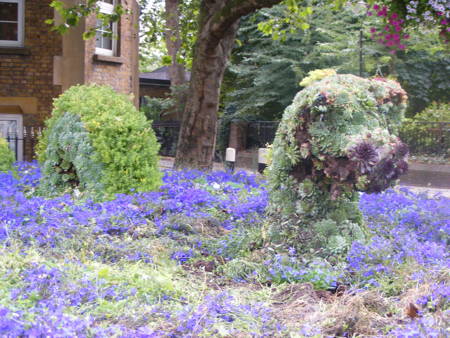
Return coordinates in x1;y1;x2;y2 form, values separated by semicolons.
267;74;409;258
38;85;161;197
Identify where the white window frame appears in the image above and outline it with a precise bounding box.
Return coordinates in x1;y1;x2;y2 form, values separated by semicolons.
0;0;25;47
0;113;23;161
95;0;118;56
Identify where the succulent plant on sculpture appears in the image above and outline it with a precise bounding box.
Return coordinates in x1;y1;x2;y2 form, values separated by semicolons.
267;74;408;258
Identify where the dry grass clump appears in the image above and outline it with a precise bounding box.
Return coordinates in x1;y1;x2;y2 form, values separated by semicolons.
270;268;449;337
316;290;393;336
274;286;393;336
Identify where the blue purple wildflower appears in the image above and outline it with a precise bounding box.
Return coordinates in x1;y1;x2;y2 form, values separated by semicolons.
0;162;448;335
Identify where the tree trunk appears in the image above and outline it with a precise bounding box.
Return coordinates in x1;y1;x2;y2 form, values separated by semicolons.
174;4;238;170
164;0;187;120
174;0;284;170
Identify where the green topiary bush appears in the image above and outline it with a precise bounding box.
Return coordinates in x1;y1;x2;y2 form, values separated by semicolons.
38;85;161;197
0;137;15;173
267;74;409;258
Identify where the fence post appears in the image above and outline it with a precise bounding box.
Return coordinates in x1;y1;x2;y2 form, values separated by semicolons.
228;121;248;151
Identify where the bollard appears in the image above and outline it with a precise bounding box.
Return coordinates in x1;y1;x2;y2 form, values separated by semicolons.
225;147;236;172
258;148;268;174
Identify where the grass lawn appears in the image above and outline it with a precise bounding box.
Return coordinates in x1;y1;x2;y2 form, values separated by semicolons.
0;162;448;337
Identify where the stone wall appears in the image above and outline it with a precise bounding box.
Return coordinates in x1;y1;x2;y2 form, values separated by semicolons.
0;0;62;126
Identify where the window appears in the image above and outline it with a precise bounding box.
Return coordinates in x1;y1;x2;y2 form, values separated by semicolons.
95;0;118;56
0;0;24;47
0;113;23;161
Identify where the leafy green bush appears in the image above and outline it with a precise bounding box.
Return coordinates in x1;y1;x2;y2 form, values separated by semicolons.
0;137;15;173
38;85;161;197
141;96;173;121
267;75;409;258
299;69;336;87
140;83;188;121
409;102;450;122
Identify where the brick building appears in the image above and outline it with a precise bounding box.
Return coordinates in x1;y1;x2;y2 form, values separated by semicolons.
139;66;172;103
139;66;190;121
0;0;139;160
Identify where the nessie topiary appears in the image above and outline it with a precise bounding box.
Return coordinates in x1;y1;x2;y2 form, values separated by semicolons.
37;85;161;197
0;138;15;173
267;74;408;258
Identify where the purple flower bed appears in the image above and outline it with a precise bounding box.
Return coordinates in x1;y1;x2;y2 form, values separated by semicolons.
350;188;449;284
0;162;448;336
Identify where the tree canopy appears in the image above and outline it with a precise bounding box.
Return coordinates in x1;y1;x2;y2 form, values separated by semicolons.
224;3;449;120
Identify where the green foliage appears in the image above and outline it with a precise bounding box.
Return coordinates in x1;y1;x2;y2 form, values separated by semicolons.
139;0;200;69
225;6;305;120
141;97;173;122
299;68;337;87
47;0;126;40
0;138;15;173
396;51;450;115
409;102;450;122
257;2;312;40
38;85;161;197
225;4;447;121
267;74;408;258
140;83;188;121
225;4;392;120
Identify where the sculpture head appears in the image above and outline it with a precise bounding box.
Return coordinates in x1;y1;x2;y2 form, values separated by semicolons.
271;74;409;199
267;74;409;256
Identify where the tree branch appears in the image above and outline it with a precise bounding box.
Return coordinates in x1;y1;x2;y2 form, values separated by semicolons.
210;0;284;39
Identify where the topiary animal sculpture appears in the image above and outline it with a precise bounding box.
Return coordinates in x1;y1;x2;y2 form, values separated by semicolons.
37;85;161;197
267;74;408;258
0;137;15;173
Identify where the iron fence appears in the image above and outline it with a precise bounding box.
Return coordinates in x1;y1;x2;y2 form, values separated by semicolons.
245;120;449;157
247;121;279;148
4;121;447;162
399;121;450;157
4;126;43;162
152;121;181;157
3;123;182;161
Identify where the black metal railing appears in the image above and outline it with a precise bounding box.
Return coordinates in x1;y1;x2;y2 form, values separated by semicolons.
247;121;279;148
4;121;446;163
399;121;450;157
152;121;181;157
3;122;182;161
4;126;43;161
245;120;449;158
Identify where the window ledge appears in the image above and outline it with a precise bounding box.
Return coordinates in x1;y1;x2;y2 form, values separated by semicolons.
93;54;124;64
0;47;30;55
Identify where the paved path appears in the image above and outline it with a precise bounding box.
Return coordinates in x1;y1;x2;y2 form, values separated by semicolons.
396;185;450;198
160;157;450;198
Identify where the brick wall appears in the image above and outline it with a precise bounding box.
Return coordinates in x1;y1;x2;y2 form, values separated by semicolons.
0;0;62;126
84;0;139;104
0;0;139;128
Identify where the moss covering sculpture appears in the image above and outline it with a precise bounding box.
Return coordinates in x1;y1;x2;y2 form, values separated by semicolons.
0;138;15;173
38;85;161;197
267;74;409;257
